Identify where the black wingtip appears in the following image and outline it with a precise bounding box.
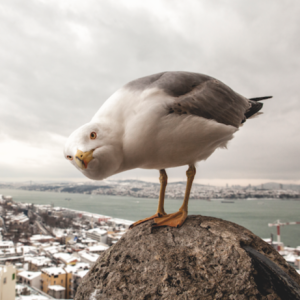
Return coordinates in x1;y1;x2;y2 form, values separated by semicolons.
249;96;273;101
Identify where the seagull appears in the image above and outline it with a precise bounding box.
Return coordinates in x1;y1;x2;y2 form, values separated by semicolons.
64;71;271;228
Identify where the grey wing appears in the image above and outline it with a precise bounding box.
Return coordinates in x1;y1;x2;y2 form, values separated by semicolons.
126;71;252;128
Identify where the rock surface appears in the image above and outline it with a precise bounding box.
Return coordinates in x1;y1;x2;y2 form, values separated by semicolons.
75;215;300;300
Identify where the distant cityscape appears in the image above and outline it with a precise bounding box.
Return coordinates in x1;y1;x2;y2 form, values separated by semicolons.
0;194;131;299
1;179;300;200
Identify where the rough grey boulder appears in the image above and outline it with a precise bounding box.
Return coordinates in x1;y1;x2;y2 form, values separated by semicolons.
75;215;300;300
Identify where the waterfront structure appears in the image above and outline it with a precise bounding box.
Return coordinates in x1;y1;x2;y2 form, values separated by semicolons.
269;220;300;250
0;264;16;300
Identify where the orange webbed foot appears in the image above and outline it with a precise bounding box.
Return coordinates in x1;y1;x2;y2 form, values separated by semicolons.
152;210;187;228
129;212;167;229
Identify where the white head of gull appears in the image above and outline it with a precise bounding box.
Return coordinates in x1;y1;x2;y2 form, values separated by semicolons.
64;71;271;228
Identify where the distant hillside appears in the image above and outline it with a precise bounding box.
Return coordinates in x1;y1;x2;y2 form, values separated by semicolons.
255;182;300;191
61;185;111;193
2;180;300;194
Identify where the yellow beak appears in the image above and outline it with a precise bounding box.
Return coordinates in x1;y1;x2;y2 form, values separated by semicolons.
75;149;94;170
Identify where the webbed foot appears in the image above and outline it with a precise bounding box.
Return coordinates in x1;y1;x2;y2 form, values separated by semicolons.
129;212;167;229
152;209;187;228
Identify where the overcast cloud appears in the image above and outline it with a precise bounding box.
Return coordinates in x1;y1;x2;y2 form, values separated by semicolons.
1;0;300;185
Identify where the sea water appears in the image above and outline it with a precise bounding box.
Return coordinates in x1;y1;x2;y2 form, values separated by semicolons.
1;188;300;247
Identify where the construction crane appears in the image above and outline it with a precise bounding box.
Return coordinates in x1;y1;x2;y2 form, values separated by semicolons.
268;220;300;249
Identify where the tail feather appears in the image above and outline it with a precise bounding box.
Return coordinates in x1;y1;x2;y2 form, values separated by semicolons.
242;96;272;123
249;96;272;101
245;101;263;119
247;112;263;120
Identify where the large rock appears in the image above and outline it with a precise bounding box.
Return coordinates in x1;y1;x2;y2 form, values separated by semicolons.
75;215;300;300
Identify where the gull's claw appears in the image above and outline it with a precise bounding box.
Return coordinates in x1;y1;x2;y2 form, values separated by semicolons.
129;212;167;229
152;210;187;228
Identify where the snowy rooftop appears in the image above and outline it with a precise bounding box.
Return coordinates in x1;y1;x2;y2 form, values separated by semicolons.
262;238;272;243
73;269;89;278
10;213;29;223
0;241;14;248
53;252;78;263
42;245;61;254
52;207;63;211
109;218;134;225
53;252;70;261
41;267;66;276
284;253;300;263
0;255;24;262
48;285;65;291
64;263;90;273
1;246;37;255
88;244;109;252
81;238;98;244
0;247;16;255
18;271;41;280
71;242;85;249
30;235;54;241
28;256;51;266
15;284;50;300
16;295;49;300
17;246;38;254
80;211;111;219
78;251;99;262
87;228;107;235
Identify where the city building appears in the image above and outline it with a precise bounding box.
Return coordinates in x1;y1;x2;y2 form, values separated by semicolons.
64;262;90;299
86;228;108;244
8;213;29;227
15;283;52;299
0;264;16;300
53;252;78;265
41;267;66;298
76;250;99;265
71;269;89;298
28;256;52;271
17;270;41;289
48;285;66;299
0;241;14;249
30;235;55;244
87;243;109;254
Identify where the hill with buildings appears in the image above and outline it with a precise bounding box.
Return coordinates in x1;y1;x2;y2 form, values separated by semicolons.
1;180;300;200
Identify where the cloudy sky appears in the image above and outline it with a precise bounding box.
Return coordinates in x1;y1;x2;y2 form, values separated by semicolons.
1;0;299;186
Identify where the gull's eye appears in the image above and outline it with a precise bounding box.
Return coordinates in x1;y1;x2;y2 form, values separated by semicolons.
90;132;97;140
67;155;73;160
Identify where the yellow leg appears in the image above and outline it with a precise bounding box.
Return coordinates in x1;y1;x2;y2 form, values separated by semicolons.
129;169;168;229
153;165;196;228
